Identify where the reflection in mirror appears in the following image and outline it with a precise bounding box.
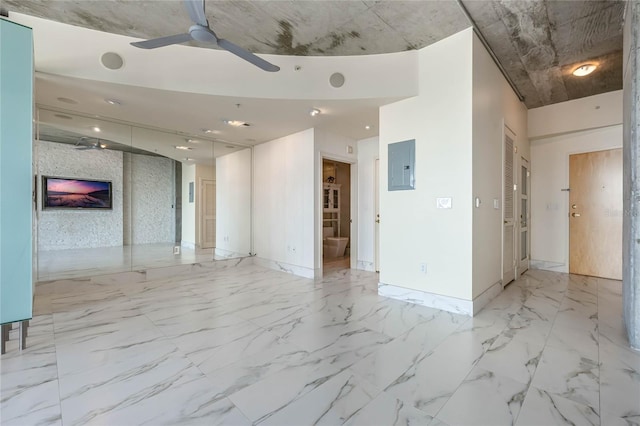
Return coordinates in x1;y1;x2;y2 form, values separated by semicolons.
35;108;251;281
35;108;134;280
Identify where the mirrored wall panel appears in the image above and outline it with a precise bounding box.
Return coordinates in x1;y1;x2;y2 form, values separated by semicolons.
35;107;251;280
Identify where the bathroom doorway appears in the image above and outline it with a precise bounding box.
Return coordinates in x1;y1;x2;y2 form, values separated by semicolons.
322;159;351;271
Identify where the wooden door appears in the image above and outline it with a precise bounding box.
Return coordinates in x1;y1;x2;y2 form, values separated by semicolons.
569;149;622;280
503;127;516;286
200;179;216;249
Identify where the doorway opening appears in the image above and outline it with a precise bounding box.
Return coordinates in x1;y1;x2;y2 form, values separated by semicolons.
322;159;351;271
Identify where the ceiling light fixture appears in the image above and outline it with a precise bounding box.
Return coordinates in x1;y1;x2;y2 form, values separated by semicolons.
99;143;107;149
105;98;122;106
57;97;78;104
92;126;101;132
572;63;597;77
223;119;250;127
186;138;199;143
365;125;371;130
184;158;193;161
201;128;220;134
174;145;192;150
310;108;321;117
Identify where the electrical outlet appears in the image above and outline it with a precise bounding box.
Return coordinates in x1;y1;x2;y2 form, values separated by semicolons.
420;263;427;274
173;246;180;255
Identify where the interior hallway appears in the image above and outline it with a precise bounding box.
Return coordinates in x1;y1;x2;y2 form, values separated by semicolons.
1;264;637;425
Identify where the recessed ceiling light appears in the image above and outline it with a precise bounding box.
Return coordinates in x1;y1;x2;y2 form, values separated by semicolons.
183;158;193;161
99;143;107;149
310;108;321;117
105;98;122;106
174;145;192;150
54;114;73;120
365;125;371;130
201;128;220;134
572;63;597;77
57;97;78;104
92;126;101;132
223;119;250;127
186;138;199;143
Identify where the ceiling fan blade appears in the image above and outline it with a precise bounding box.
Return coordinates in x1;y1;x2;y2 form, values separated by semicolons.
183;0;208;27
217;38;280;72
131;33;193;49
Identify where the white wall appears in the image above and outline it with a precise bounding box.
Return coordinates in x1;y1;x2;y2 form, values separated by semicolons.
356;136;379;272
471;34;529;298
216;148;251;256
379;29;474;300
530;125;622;271
529;91;623;140
37;140;123;250
181;163;196;247
254;129;316;275
128;153;175;245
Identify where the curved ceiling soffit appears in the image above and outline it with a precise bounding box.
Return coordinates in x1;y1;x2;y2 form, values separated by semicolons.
10;13;420;102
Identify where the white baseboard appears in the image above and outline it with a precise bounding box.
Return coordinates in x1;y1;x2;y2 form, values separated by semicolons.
253;257;318;279
530;259;567;273
378;281;503;317
356;260;375;272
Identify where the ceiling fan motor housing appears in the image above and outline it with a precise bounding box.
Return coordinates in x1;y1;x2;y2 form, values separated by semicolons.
189;25;217;43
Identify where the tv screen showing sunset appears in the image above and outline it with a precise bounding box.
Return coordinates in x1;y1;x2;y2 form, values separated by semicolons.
44;177;112;209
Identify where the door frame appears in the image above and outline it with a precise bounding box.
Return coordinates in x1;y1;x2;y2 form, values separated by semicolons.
317;152;357;276
518;156;530;274
374;157;380;273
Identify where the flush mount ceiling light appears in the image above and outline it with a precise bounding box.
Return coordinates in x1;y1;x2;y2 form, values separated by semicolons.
92;126;101;132
201;128;220;134
105;98;122;106
572;63;597;77
310;108;321;117
223;119;250;127
174;145;192;150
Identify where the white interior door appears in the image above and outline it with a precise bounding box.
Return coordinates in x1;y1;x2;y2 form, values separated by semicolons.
519;158;530;273
200;179;216;249
375;158;380;273
503;127;516;286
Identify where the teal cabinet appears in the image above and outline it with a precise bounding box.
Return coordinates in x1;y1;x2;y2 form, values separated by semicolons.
0;20;34;324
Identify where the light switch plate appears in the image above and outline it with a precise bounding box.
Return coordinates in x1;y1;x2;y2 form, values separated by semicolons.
493;199;499;209
436;197;452;209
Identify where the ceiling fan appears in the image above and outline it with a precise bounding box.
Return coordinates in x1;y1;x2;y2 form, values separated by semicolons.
130;0;279;72
75;137;106;151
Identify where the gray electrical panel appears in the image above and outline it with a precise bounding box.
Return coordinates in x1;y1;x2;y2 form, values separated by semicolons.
388;139;415;191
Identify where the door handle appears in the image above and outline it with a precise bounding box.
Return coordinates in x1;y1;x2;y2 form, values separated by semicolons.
571;212;581;217
375;219;380;223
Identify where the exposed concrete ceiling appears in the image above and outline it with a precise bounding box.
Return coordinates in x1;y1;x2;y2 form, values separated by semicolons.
4;0;625;109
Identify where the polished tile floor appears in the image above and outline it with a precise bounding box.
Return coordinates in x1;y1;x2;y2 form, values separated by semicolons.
1;265;639;425
37;243;247;281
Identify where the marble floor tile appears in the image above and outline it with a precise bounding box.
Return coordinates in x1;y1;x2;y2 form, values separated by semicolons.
257;369;378;425
436;367;528;426
515;386;599;426
476;331;545;386
2;265;637;425
530;344;600;414
344;391;435;426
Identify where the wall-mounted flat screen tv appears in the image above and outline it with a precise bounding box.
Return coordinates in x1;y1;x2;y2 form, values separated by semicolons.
43;176;112;209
